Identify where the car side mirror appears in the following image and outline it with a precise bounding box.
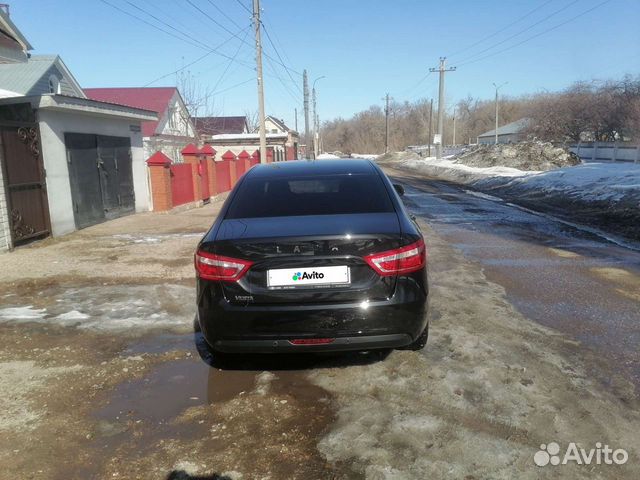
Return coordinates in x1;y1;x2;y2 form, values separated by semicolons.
393;184;405;196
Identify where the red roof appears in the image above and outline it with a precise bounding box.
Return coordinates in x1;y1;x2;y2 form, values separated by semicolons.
200;144;216;155
84;87;177;137
146;151;172;166
181;143;200;155
221;150;237;160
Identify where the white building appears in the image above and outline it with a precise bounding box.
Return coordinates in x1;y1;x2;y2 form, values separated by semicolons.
0;10;156;252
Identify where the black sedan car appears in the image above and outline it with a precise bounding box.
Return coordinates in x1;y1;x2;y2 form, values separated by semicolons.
195;159;429;353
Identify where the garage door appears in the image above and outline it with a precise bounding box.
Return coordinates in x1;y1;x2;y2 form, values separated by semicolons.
65;133;135;229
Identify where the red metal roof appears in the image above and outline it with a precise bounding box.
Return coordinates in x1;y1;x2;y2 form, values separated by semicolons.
200;144;216;155
221;150;236;160
84;87;176;137
181;143;200;155
146;151;172;166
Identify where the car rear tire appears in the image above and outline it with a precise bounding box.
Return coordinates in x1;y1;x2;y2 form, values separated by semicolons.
400;323;429;351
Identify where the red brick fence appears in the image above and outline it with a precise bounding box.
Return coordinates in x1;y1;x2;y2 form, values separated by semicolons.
146;144;269;212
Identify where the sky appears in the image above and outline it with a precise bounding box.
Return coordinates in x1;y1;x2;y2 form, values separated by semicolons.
12;0;640;129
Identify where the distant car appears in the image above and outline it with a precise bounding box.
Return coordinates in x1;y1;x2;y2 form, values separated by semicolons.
195;159;429;353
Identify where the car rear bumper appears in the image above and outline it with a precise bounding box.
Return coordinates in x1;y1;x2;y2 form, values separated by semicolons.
211;333;413;353
197;280;428;353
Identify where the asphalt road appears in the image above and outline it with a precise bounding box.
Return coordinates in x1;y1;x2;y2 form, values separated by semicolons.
387;167;640;389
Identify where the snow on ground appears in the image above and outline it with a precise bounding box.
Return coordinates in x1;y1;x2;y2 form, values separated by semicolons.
351;153;379;160
401;155;541;183
0;284;194;332
477;162;640;202
316;153;340;159
380;151;640;241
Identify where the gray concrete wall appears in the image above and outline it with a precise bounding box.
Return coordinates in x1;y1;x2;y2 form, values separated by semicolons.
37;109;150;237
0;134;10;252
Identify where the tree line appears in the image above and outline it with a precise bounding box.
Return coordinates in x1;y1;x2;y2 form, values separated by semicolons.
321;75;640;154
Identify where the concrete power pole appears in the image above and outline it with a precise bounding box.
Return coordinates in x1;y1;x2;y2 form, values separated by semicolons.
303;70;310;159
384;93;390;154
253;0;267;163
312;87;317;158
428;98;433;157
294;107;298;132
430;57;456;158
493;82;508;145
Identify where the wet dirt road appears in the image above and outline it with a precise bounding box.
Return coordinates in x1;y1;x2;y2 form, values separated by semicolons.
1;180;640;479
387;167;640;389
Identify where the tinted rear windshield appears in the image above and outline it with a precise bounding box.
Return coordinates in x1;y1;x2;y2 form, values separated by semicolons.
225;174;395;219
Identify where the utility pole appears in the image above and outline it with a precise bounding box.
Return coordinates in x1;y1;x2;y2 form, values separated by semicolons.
492;82;508;145
312;87;317;158
311;76;325;158
428;98;433;157
430;57;456;158
384;93;390;154
294;108;298;132
253;0;267;163
303;70;310;159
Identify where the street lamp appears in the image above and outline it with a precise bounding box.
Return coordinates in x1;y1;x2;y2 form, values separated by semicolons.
312;76;326;158
492;82;508;145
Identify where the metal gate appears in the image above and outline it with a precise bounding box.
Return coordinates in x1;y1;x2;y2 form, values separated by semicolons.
0;103;51;246
65;133;135;229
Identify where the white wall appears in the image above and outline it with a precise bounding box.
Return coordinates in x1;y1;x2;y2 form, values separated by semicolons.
37;109;149;237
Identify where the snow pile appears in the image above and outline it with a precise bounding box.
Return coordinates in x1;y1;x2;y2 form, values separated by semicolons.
477;162;640;203
351;153;379;160
455;141;580;171
316;153;340;160
404;155;541;184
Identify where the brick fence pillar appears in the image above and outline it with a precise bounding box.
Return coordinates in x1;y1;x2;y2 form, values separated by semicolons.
201;145;217;198
181;143;202;205
222;150;237;187
146;151;173;212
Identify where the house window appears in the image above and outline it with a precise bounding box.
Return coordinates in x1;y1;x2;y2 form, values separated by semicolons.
48;75;61;94
168;107;176;129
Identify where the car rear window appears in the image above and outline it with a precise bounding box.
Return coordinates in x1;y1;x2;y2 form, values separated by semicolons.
225;174;395;219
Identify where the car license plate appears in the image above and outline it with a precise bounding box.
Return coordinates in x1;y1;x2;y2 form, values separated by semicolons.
267;266;350;288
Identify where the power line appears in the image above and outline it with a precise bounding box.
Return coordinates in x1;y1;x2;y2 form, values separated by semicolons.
184;0;301;77
264;54;302;103
234;0;252;14
206;0;245;30
211;28;252;93
453;0;581;66
261;21;302;93
454;0;614;68
124;0;211;50
101;0;253;69
446;0;556;58
399;70;433;98
100;0;212;51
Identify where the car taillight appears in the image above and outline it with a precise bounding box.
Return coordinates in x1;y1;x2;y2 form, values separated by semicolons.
363;239;426;276
195;250;253;281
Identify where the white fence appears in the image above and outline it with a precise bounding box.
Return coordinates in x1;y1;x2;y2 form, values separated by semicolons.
569;142;640;163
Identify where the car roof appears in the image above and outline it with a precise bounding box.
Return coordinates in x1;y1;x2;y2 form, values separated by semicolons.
248;159;377;178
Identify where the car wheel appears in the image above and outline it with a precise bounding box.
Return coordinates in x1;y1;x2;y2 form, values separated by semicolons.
400;323;429;351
